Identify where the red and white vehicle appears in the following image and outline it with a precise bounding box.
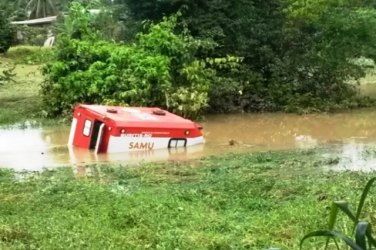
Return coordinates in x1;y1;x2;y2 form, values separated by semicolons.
68;105;204;153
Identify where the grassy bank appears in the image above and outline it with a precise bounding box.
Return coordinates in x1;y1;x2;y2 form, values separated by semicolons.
0;150;374;249
0;46;53;125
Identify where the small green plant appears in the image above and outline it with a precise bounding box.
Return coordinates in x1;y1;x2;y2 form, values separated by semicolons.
301;177;376;250
0;62;16;85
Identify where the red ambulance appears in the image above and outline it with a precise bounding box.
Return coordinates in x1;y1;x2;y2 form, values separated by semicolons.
68;105;204;153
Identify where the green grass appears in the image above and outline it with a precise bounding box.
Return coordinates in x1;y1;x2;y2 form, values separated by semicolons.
0;150;375;249
2;46;54;65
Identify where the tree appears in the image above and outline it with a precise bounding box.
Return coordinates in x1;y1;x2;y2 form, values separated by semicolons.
0;0;26;20
0;11;14;53
26;0;57;19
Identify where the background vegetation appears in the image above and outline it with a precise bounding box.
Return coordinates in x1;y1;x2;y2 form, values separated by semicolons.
1;0;376;117
121;0;376;113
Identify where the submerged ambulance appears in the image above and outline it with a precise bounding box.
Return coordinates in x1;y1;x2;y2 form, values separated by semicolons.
68;105;204;153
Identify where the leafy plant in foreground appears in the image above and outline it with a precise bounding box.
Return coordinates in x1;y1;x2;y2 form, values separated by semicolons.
301;177;376;250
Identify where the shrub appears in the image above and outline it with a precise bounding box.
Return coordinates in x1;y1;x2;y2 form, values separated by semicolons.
42;3;237;118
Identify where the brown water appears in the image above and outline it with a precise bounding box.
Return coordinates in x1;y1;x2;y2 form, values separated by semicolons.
2;111;376;171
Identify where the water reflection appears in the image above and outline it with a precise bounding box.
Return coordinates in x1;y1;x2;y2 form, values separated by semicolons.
3;110;376;171
68;145;204;165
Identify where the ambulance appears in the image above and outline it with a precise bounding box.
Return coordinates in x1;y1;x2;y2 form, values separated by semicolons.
68;105;204;153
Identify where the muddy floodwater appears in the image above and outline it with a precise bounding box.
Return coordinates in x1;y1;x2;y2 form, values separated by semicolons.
2;110;376;171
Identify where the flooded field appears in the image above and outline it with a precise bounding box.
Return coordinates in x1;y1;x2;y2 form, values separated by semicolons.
2;110;376;171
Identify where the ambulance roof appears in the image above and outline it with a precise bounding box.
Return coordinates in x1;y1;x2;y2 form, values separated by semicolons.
78;105;198;129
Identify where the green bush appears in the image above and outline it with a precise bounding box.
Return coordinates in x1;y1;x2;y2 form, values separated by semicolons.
0;11;14;53
42;3;236;118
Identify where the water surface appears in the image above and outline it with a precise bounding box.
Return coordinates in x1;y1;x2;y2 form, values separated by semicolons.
2;110;376;171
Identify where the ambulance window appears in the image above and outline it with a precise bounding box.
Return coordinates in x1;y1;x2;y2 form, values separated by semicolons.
83;120;92;137
168;139;187;148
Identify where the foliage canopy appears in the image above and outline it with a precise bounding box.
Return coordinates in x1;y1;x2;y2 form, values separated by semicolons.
122;0;376;113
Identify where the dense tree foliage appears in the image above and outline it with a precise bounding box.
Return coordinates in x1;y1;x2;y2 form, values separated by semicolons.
122;0;376;113
279;0;376;111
